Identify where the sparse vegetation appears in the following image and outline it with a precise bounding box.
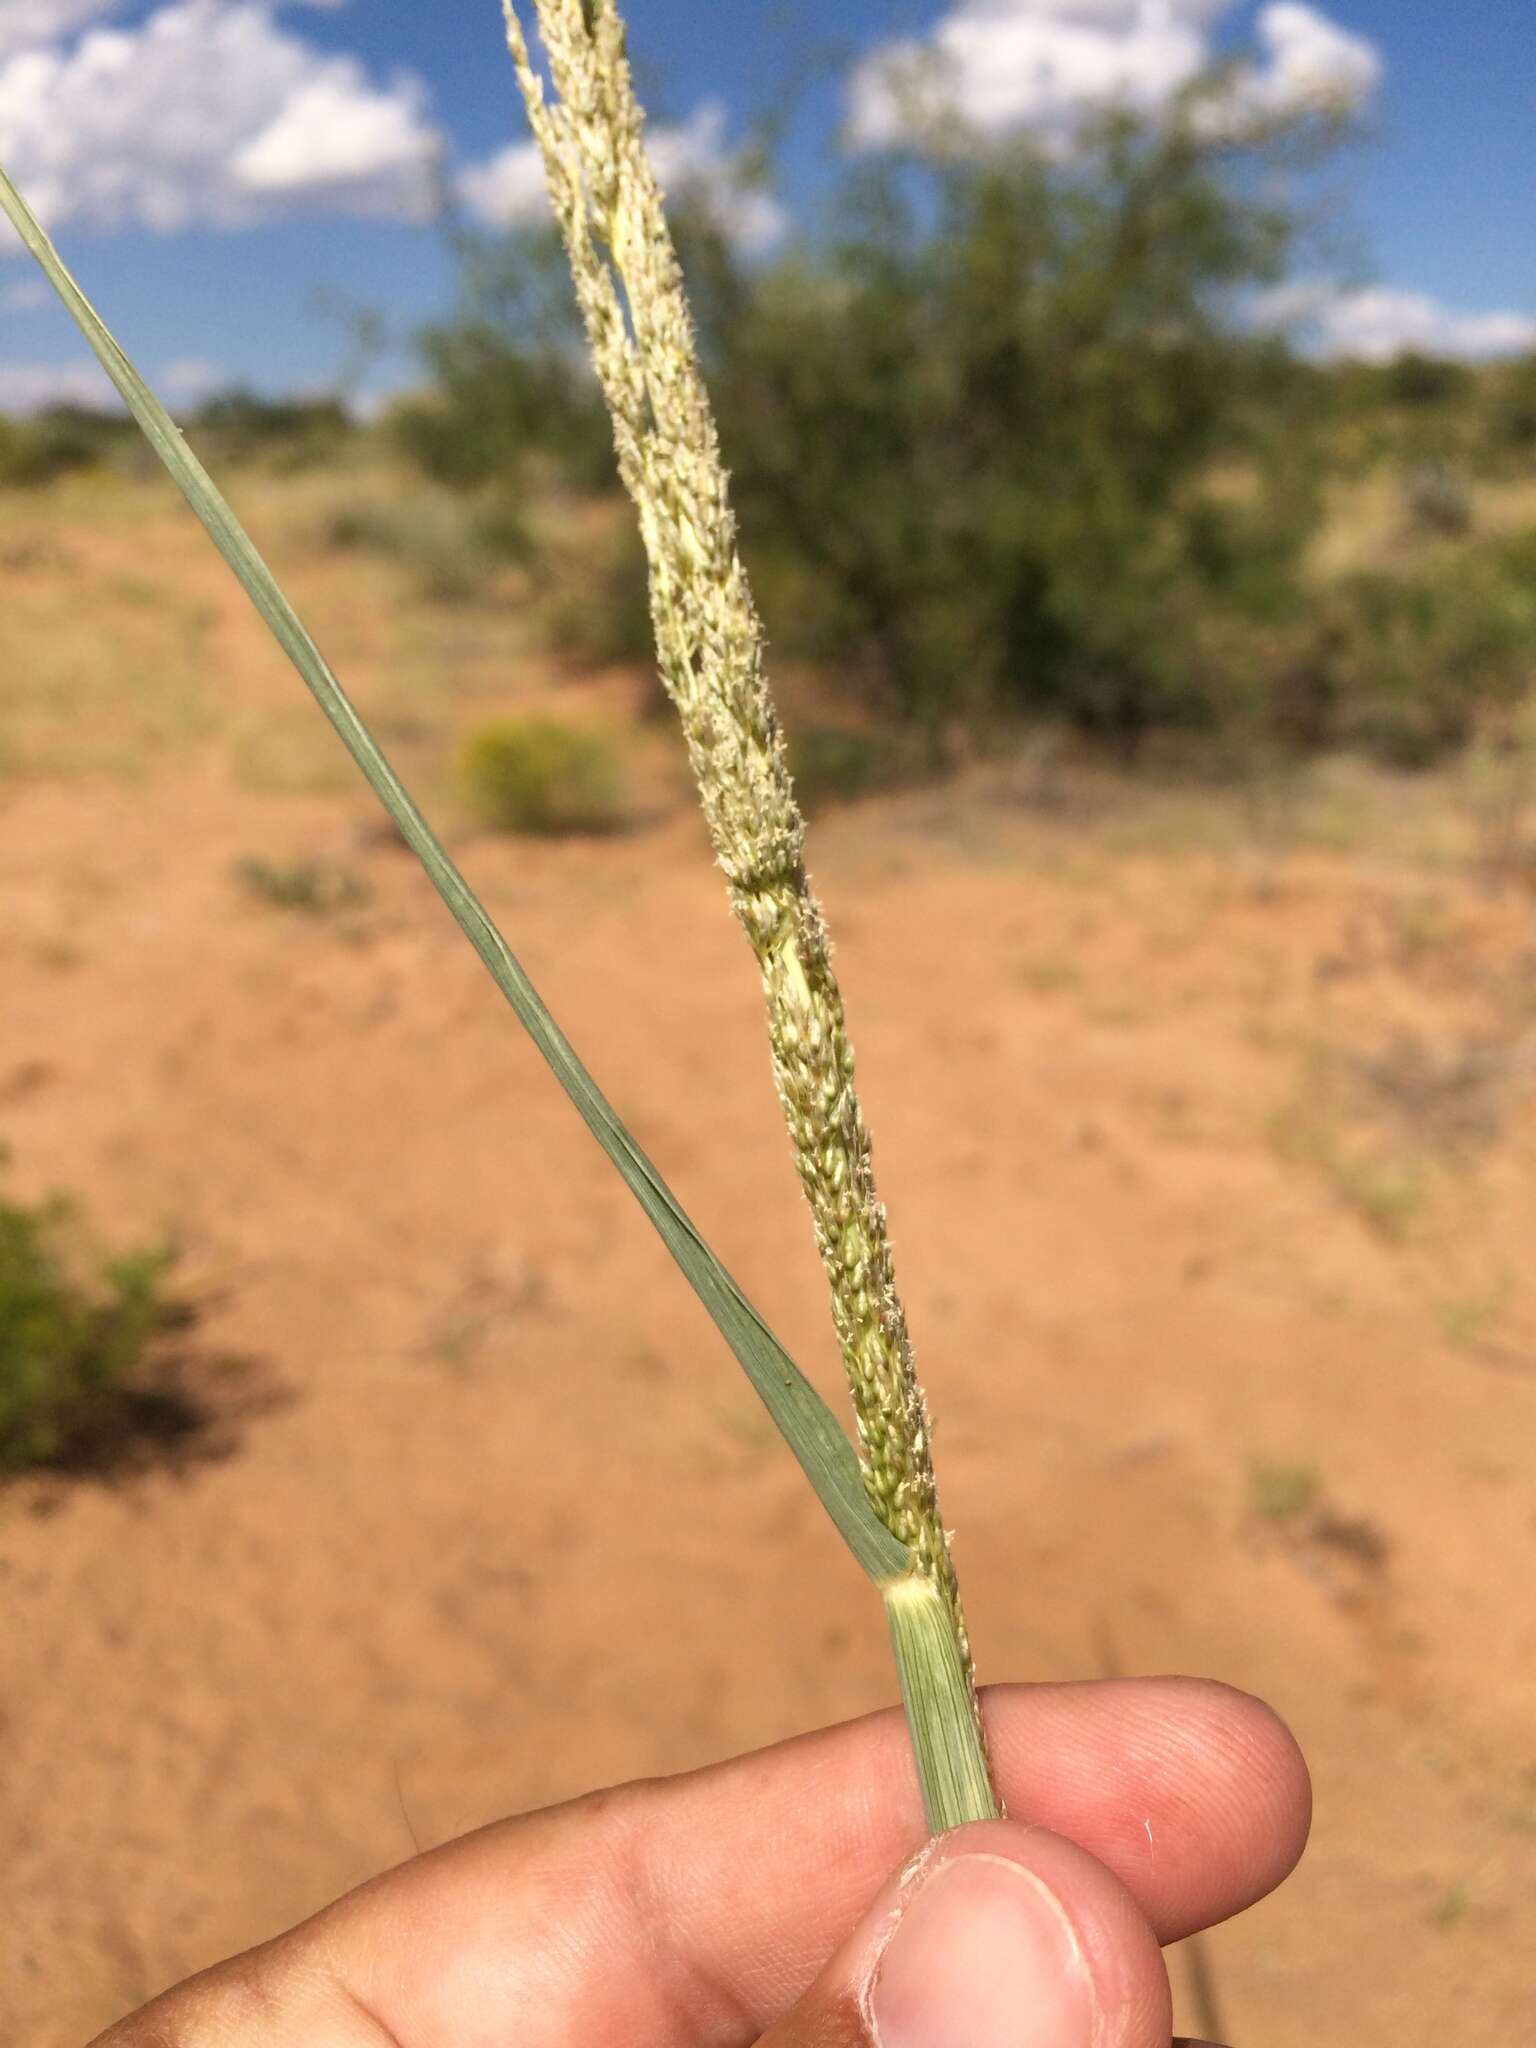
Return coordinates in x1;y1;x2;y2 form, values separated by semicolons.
233;855;373;917
1429;1881;1471;1931
459;714;627;835
1249;1458;1323;1525
0;404;140;489
1432;1268;1516;1354
786;725;915;814
1269;1087;1429;1243
318;491;495;605
185;390;352;471
530;506;652;668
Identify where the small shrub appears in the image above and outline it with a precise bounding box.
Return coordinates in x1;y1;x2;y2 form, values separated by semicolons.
1460;697;1536;886
0;405;136;489
459;715;626;835
787;725;914;814
1295;532;1536;767
318;494;493;604
1249;1458;1321;1524
187;390;352;470
0;1188;177;1472
1402;461;1472;538
534;516;653;668
233;855;372;916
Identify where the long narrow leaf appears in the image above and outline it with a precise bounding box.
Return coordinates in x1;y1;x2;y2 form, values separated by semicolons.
0;164;910;1591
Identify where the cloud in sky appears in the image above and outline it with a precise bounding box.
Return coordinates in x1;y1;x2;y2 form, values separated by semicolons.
1234;2;1381;123
161;354;225;400
460;100;786;252
0;358;115;410
0;1;123;63
1257;280;1536;362
846;0;1379;151
0;0;441;236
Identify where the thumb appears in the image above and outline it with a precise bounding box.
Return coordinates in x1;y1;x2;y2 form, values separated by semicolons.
758;1818;1190;2048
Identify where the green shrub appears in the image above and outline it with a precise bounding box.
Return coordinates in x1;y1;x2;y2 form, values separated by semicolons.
408;108;1331;751
675;122;1322;751
0;405;137;488
1248;1458;1322;1524
389;272;612;499
787;725;916;814
1402;461;1472;538
0;1188;177;1472
459;715;626;834
1293;530;1536;766
187;390;352;470
1483;353;1536;457
318;493;493;603
534;513;653;668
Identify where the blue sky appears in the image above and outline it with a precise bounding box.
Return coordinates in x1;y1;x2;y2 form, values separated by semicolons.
1;1;1532;411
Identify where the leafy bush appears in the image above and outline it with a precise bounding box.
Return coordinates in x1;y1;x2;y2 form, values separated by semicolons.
403;91;1536;774
533;509;653;668
0;405;138;488
389;236;613;529
1402;461;1472;538
1483;353;1536;457
0;1188;176;1472
685;123;1321;752
318;493;494;603
404;104;1331;751
1290;530;1536;766
787;725;917;814
459;715;626;834
186;390;352;469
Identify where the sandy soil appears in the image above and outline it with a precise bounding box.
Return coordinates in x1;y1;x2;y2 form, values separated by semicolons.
2;489;1535;2044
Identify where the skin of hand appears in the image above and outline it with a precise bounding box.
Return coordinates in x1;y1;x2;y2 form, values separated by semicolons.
90;1676;1309;2048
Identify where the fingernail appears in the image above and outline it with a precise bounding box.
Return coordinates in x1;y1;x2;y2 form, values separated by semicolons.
869;1854;1098;2048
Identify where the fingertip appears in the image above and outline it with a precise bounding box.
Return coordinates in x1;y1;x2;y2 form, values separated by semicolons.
1150;1677;1313;1912
981;1675;1312;1941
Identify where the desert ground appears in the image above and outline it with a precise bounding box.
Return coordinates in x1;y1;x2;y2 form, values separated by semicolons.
2;461;1534;2045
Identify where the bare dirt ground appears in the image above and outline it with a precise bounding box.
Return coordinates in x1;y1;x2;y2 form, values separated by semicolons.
2;472;1534;2045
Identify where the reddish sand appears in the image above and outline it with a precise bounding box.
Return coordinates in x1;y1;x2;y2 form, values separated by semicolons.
2;758;1534;2045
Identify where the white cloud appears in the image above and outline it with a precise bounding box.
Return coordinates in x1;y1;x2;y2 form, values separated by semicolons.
1256;280;1536;362
161;354;224;400
1222;3;1380;127
0;0;441;239
0;2;122;62
0;358;116;411
460;100;786;252
846;0;1378;152
457;138;547;228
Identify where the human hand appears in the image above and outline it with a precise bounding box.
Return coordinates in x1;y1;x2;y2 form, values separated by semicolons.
92;1676;1308;2047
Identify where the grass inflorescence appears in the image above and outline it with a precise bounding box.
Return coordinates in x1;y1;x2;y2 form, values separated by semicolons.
500;0;995;1823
